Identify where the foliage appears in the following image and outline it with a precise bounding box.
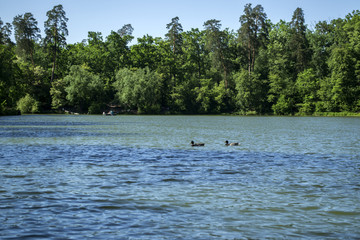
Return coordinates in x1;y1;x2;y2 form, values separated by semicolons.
50;77;67;110
44;4;68;82
12;12;40;66
0;18;13;45
16;93;39;113
166;16;183;55
295;68;319;114
1;4;360;116
289;7;310;74
63;65;105;113
204;19;231;89
267;20;296;115
239;3;269;74
0;44;22;113
235;69;267;114
113;68;162;113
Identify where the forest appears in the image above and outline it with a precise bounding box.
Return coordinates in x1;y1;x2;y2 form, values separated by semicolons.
1;4;360;115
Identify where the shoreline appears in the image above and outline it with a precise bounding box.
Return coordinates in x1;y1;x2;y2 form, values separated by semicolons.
2;111;360;117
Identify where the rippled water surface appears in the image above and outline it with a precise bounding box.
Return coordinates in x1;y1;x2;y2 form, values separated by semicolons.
0;115;359;239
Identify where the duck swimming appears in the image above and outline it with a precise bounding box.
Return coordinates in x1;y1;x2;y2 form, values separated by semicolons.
225;140;239;146
191;141;205;147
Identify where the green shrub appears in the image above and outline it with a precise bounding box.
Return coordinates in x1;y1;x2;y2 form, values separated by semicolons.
16;94;39;114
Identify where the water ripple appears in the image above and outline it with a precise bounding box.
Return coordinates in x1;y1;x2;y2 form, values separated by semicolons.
1;115;359;239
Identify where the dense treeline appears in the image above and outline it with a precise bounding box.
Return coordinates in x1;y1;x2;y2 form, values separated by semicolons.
1;4;359;115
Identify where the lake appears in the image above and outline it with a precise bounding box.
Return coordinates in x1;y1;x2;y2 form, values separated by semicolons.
0;115;359;239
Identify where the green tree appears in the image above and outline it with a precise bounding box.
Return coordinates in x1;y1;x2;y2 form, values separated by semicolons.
166;16;183;85
316;77;335;112
213;80;234;113
169;28;207;113
44;4;68;82
64;65;105;113
194;78;216;113
0;18;13;45
0;44;22;114
289;7;310;74
170;76;199;113
113;68;162;113
343;10;360;111
182;28;207;79
88;31;103;45
328;47;357;111
166;16;183;55
106;29;132;75
131;35;161;71
118;24;134;38
204;19;231;89
267;20;296;115
309;21;334;78
310;19;343;112
316;11;360;112
12;12;41;67
50;77;67;110
84;32;109;76
235;69;267;114
239;3;269;74
295;68;318;114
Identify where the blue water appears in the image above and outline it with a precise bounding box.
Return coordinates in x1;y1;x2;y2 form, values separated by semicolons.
0;115;359;239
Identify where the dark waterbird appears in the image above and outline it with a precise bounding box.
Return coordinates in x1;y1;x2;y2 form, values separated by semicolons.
191;141;205;147
225;140;239;146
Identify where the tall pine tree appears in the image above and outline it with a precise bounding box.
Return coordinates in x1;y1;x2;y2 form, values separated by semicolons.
44;4;68;82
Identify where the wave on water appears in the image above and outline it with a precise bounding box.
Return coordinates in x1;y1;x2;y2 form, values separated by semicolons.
1;143;359;239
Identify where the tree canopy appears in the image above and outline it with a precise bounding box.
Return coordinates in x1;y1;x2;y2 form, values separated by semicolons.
1;5;359;116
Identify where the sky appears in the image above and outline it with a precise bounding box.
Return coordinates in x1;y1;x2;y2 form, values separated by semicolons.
1;0;359;44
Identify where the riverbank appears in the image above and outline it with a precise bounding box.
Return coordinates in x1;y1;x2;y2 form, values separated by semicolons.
2;106;360;117
2;111;360;117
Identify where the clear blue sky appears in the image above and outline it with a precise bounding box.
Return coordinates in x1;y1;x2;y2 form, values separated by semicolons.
1;0;359;44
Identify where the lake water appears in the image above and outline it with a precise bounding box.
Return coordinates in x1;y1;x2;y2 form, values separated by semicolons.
0;115;359;239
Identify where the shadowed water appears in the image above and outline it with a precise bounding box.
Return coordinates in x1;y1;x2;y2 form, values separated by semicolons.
0;115;359;239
